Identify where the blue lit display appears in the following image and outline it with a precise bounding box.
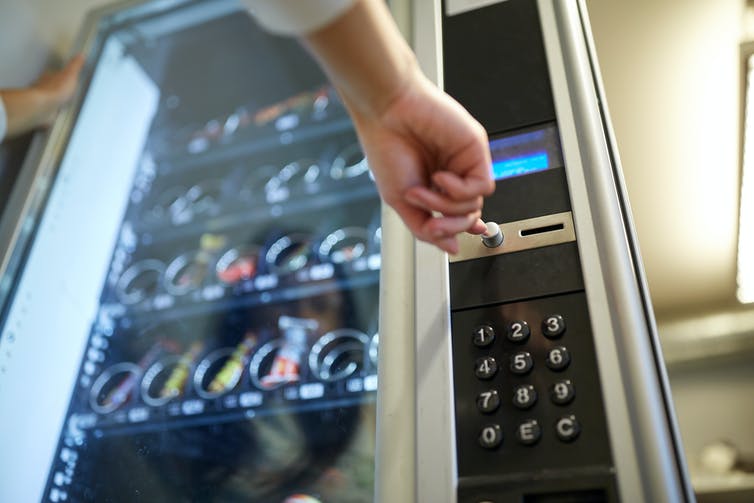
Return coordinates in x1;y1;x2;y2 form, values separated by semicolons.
488;123;562;181
492;151;549;179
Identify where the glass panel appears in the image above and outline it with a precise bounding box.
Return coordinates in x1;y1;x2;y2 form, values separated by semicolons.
0;4;380;502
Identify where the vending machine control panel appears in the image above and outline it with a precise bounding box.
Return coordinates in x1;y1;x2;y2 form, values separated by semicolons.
443;1;623;501
449;124;618;502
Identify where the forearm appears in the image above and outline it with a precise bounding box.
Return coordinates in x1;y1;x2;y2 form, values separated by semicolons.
303;0;419;119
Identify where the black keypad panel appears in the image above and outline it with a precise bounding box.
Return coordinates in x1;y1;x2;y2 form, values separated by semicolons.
451;291;612;478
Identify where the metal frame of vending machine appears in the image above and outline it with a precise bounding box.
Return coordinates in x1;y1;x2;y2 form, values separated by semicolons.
376;0;696;502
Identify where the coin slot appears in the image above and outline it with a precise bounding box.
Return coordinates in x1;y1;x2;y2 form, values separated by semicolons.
520;223;565;237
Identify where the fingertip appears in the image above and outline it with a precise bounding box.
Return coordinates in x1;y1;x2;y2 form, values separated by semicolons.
468;218;487;235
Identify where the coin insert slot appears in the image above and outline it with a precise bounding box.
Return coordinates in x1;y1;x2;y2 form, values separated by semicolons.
520;223;565;237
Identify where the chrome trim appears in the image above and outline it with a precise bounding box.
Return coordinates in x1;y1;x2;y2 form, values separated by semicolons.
330;143;370;180
368;332;379;368
264;233;312;274
576;0;695;498
308;328;370;382
163;251;206;296
449;211;576;263
140;355;183;406
317;226;370;264
215;244;260;284
192;347;239;399
115;258;164;305
539;1;693;501
88;362;140;414
247;339;285;390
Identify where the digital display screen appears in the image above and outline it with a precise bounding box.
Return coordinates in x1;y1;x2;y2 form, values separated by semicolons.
489;123;563;180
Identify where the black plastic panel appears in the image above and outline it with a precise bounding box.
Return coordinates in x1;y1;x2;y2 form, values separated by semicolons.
451;292;615;498
449;242;584;310
459;475;619;503
483;167;572;224
442;0;556;135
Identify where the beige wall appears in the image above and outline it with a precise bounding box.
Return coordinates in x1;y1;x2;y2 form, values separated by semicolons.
0;0;114;88
586;0;745;317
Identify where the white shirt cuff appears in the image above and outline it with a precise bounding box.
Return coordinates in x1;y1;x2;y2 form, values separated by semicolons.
0;95;7;142
241;0;357;35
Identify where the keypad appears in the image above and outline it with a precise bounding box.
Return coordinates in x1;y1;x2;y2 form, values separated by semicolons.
459;302;597;465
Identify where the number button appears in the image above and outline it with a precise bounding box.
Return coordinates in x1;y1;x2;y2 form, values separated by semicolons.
475;356;498;380
478;424;503;449
542;314;566;339
472;325;495;348
545;346;571;371
512;384;537;409
516;419;542;445
506;321;530;343
550;380;575;405
477;390;501;413
555;415;581;442
509;351;533;375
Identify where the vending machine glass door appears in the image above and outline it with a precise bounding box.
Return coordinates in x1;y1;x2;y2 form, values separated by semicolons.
0;2;381;502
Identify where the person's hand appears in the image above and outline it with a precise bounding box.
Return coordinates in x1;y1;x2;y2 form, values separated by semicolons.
347;68;495;254
1;54;84;139
30;54;85;127
303;0;494;254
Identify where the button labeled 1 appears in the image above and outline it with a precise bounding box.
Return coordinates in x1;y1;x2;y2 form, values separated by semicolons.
472;325;495;348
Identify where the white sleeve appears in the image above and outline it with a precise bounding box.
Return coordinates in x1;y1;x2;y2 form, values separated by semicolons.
241;0;357;36
0;95;7;142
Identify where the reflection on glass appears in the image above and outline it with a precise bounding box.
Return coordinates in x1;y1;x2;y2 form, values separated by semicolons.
38;5;381;502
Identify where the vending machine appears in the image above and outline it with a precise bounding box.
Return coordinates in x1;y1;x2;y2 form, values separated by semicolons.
375;0;697;502
0;0;695;502
0;1;380;502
